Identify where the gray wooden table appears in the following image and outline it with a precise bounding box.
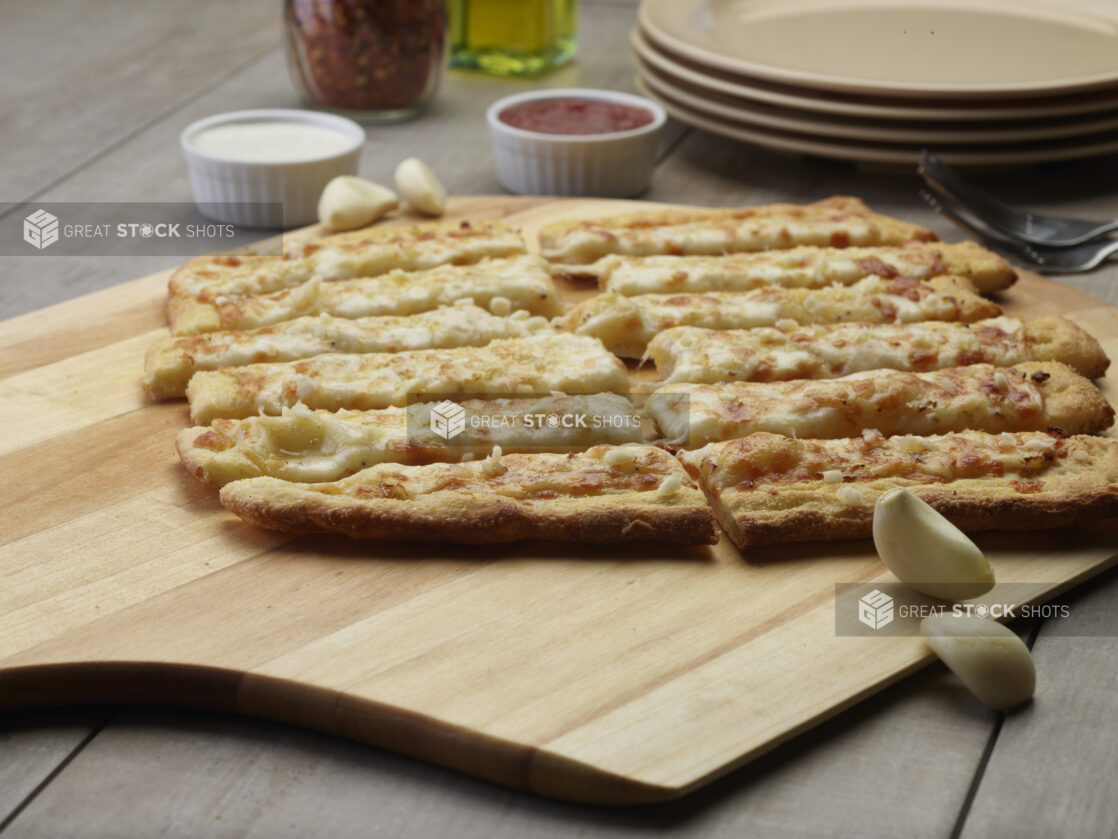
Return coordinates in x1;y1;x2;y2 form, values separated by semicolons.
2;2;1116;837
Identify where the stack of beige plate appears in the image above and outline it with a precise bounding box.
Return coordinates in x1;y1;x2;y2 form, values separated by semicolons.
634;0;1118;167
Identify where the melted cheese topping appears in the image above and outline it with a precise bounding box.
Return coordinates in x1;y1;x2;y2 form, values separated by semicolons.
170;255;562;335
650;362;1104;448
169;219;526;299
539;196;935;264
186;334;630;424
560;276;999;358
648;317;1030;384
177;394;644;486
683;432;1118;495
592;241;1013;296
231;445;699;502
145;304;556;398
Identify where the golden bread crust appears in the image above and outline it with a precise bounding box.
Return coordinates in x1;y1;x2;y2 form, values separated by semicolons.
219;446;718;544
1022;316;1110;379
678;431;1118;548
539;196;937;264
650;362;1113;448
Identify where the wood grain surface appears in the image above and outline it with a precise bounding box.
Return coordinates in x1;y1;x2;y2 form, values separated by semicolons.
1;195;1116;805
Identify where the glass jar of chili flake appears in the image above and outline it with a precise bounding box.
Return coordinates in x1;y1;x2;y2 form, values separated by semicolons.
285;0;448;124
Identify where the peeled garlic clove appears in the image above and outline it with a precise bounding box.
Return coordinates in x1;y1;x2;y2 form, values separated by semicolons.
920;614;1036;710
395;157;446;216
873;487;994;601
318;176;398;231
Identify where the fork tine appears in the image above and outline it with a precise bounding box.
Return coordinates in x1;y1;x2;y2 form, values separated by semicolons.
921;188;1118;273
918;150;1023;231
917;188;1043;266
919;150;1118;247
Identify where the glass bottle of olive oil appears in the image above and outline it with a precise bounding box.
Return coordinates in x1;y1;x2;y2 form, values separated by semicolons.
450;0;577;78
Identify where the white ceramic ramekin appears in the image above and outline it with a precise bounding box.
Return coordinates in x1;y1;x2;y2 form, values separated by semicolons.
486;89;666;198
180;109;365;229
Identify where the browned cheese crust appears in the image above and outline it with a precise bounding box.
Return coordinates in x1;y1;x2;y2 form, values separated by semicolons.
646;316;1110;384
678;431;1118;548
167;255;563;336
219;446;718;545
565;240;1015;294
539;196;938;264
144;305;556;399
185;334;631;424
649;361;1114;448
559;275;1000;358
166;220;527;334
169;219;525;298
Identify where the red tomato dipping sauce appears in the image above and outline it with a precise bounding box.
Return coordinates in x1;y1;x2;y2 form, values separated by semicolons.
498;99;655;135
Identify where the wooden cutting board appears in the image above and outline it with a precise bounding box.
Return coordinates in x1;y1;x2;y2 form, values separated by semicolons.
2;196;1116;805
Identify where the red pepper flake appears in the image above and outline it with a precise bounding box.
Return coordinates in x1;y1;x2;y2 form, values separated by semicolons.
286;0;447;111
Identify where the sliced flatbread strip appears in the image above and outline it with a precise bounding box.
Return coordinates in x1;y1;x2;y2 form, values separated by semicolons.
186;334;631;424
178;395;644;487
145;304;556;399
168;255;563;335
539;196;937;264
168;219;525;299
576;241;1015;295
650;362;1113;449
560;276;1000;358
647;316;1110;385
678;431;1118;548
219;445;718;545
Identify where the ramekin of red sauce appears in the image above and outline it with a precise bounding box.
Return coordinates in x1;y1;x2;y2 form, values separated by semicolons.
486;88;667;198
498;98;656;136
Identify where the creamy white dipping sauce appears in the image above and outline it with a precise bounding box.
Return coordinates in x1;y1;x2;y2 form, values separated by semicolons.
190;121;355;162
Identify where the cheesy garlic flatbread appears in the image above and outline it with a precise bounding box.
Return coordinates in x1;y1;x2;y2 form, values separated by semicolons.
647;316;1110;385
650;362;1113;448
168;255;563;335
575;241;1015;295
145;304;556;399
178;395;644;487
168;219;525;299
678;431;1118;548
186;334;630;424
219;445;718;545
539;196;936;265
560;276;1000;358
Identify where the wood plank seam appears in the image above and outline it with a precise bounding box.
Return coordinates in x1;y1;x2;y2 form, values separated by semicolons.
946;620;1041;839
0;712;112;833
0;44;282;218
